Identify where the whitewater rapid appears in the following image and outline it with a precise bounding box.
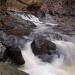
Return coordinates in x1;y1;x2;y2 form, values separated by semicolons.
18;41;75;75
13;13;75;75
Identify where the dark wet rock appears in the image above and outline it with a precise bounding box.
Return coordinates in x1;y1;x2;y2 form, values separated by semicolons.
41;0;75;16
0;40;25;65
0;63;29;75
1;12;36;36
31;35;56;55
3;46;25;65
31;35;59;62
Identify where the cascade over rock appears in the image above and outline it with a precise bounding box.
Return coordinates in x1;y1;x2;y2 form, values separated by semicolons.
31;35;56;55
0;12;36;36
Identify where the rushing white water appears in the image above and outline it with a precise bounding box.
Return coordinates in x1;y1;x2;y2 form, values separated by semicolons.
9;12;75;75
53;41;75;65
19;14;73;41
18;41;75;75
16;13;58;27
17;14;43;27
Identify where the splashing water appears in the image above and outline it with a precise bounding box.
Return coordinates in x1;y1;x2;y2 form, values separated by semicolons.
9;12;75;75
53;40;75;65
53;40;75;75
18;41;75;75
16;13;72;42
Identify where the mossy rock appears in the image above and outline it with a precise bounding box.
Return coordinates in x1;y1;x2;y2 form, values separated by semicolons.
0;63;29;75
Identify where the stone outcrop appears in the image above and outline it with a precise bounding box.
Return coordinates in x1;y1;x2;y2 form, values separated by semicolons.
1;0;75;16
0;12;36;36
0;63;29;75
7;0;43;11
0;40;25;65
31;35;56;55
44;0;75;16
3;46;25;65
31;35;58;62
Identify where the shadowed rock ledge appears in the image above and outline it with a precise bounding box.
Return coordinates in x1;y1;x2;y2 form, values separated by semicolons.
0;63;29;75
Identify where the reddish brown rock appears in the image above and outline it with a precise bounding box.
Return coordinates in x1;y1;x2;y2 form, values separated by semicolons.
44;0;75;16
1;12;36;36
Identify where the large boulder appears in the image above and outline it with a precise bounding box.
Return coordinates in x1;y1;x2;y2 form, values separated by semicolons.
3;46;25;65
0;41;25;65
44;0;75;16
31;35;56;55
0;63;29;75
0;11;36;36
0;33;26;65
31;35;58;62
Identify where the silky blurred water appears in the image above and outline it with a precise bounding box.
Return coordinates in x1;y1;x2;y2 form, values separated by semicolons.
10;12;75;75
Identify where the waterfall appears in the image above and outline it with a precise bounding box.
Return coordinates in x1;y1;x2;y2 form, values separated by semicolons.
53;41;75;64
9;12;72;41
9;12;75;75
18;41;70;75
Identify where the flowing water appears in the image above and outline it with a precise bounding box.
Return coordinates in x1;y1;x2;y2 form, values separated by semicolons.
18;41;75;75
13;13;75;75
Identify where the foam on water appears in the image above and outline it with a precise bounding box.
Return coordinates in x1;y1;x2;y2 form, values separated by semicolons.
17;13;58;27
53;40;75;64
18;41;73;75
18;14;43;27
18;14;72;41
8;12;75;75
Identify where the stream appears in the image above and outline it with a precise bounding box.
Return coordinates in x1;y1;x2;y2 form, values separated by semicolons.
7;12;75;75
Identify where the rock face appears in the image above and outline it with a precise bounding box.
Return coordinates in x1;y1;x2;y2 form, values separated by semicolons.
44;0;75;16
1;0;75;16
0;63;29;75
0;12;36;36
3;46;25;65
0;40;25;65
7;0;43;11
31;35;56;55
